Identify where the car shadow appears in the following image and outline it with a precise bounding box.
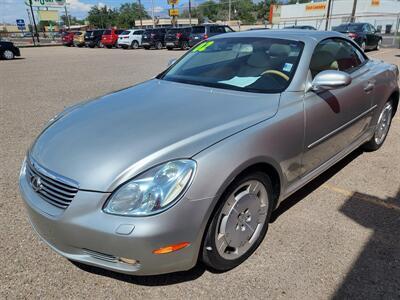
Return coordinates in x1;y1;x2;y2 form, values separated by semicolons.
271;147;363;223
70;260;206;286
332;189;400;299
0;57;25;61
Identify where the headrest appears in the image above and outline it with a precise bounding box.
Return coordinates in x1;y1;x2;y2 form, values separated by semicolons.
246;51;270;68
269;44;291;57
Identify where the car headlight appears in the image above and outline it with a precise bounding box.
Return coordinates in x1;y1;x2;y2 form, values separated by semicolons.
103;160;196;216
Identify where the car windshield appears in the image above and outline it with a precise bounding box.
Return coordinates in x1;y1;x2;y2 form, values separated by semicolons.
160;37;304;94
334;24;364;32
192;26;205;34
167;28;184;33
103;30;111;35
121;30;131;35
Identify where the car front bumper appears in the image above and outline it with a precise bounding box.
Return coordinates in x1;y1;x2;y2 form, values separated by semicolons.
19;159;214;275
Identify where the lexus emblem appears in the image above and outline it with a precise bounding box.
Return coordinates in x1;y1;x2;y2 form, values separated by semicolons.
30;175;42;192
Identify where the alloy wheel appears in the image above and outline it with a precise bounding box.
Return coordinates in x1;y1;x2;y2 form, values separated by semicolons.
3;50;14;60
214;179;269;260
374;102;393;145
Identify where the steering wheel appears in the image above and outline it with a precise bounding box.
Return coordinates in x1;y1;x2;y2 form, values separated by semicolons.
261;70;290;81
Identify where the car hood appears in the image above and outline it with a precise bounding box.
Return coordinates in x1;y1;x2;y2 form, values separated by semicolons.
30;80;280;192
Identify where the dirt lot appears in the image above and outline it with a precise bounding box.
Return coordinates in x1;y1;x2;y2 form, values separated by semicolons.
0;46;399;299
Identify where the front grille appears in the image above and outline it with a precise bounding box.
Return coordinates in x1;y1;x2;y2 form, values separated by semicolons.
26;159;79;209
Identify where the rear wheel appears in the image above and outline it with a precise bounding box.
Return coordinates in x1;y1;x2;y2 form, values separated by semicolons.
131;40;139;49
375;39;382;50
202;172;274;272
155;41;162;50
181;41;189;50
2;49;14;60
363;100;393;151
361;40;366;51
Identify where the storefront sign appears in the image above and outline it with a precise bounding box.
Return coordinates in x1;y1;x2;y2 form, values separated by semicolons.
305;2;327;11
25;0;65;8
169;8;179;16
167;0;179;5
371;0;380;6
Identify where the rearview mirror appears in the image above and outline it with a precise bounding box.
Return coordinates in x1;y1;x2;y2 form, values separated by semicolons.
311;70;352;91
167;59;177;67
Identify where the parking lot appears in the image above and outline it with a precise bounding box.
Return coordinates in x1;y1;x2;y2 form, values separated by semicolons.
1;46;399;299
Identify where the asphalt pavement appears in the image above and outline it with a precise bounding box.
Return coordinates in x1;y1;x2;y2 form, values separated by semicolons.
0;46;399;299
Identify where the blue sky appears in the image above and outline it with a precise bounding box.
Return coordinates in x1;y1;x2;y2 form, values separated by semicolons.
0;0;202;24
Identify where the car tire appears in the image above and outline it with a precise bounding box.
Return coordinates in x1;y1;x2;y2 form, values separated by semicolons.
375;39;382;51
2;50;15;60
181;41;189;50
144;46;150;50
361;40;366;51
201;172;274;272
363;99;394;151
131;40;139;49
155;41;162;50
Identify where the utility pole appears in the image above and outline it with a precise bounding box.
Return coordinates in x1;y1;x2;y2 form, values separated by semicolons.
228;0;231;22
26;8;36;45
350;0;358;23
151;0;155;28
138;0;143;28
64;5;71;30
325;0;332;31
29;0;40;43
189;0;192;25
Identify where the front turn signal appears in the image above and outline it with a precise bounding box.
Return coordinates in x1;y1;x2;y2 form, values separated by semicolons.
152;242;190;255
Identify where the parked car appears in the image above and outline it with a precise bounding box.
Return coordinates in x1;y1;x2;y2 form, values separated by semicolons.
117;29;145;49
188;24;234;47
165;27;192;50
85;29;105;48
0;41;20;60
101;29;125;48
19;30;399;276
284;25;317;30
62;31;78;46
142;28;168;49
333;22;382;51
23;32;33;37
73;31;86;47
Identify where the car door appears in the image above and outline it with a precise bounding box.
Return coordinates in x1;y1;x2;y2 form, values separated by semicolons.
132;30;143;45
301;38;375;175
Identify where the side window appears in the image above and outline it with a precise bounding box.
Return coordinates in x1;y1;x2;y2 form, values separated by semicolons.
310;38;366;78
210;26;218;33
224;26;234;33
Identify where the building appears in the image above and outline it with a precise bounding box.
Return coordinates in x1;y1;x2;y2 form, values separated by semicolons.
273;0;400;32
137;18;198;28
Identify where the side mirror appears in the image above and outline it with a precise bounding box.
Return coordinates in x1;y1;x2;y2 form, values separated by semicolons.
167;59;177;67
310;70;352;92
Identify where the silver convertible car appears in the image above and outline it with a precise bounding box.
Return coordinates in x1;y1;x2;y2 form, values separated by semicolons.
20;30;398;275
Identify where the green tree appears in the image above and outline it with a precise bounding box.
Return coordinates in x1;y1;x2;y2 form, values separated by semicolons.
117;3;149;28
60;15;85;26
87;5;119;28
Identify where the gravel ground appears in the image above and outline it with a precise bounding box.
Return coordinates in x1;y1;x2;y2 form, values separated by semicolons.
0;46;399;299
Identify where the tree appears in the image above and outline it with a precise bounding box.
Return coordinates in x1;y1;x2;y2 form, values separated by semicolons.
60;15;85;26
117;3;149;28
87;5;119;28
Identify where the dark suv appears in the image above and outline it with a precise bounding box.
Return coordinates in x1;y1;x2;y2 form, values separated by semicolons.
142;28;168;50
84;29;105;48
189;24;234;47
165;27;192;50
333;23;382;51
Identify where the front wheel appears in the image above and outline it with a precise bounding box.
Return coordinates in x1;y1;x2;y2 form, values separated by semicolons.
202;172;274;272
361;41;366;51
2;49;14;60
131;40;139;49
181;41;189;50
363;100;393;151
155;41;162;50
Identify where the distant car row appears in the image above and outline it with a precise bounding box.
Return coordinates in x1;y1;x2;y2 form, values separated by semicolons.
62;24;234;50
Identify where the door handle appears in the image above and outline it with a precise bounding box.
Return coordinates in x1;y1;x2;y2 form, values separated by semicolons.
364;83;375;93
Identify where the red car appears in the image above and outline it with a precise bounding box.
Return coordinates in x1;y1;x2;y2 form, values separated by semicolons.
62;31;78;47
101;29;125;48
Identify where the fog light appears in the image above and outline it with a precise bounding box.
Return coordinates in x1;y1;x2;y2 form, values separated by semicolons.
153;242;190;254
119;257;139;265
